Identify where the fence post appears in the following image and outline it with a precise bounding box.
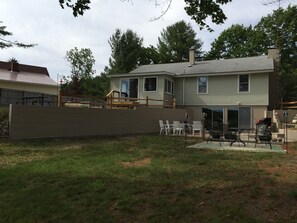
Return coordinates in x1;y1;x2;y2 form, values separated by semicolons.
110;95;113;109
146;96;149;107
58;88;62;107
173;98;176;109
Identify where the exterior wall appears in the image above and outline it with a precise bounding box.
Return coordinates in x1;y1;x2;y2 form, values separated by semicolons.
178;73;269;106
0;80;57;95
9;105;187;139
110;75;175;107
139;76;164;106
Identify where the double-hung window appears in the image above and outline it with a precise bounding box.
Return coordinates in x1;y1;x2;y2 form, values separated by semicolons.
165;79;174;94
197;76;208;94
144;77;157;92
239;74;249;92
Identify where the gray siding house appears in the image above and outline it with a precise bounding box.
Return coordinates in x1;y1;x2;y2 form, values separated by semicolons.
109;49;279;129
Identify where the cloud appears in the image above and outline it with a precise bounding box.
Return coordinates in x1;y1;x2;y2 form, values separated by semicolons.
0;0;293;82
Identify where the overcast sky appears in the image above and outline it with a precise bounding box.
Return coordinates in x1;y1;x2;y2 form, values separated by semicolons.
0;0;293;82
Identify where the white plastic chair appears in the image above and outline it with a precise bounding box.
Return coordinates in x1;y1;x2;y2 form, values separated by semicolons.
173;121;183;135
192;121;202;136
165;120;173;135
159;120;166;135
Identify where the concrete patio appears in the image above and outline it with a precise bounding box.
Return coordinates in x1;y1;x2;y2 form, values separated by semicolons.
187;141;286;154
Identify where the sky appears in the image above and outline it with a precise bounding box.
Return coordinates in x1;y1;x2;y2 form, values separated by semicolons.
0;0;294;82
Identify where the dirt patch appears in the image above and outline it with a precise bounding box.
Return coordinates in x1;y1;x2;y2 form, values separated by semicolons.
120;157;151;168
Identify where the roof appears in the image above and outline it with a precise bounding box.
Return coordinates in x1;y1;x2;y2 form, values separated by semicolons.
112;55;274;77
0;61;56;86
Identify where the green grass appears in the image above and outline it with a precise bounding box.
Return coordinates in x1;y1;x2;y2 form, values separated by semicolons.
0;135;297;223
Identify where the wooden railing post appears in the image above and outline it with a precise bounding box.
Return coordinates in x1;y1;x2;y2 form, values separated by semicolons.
173;98;176;109
58;88;62;107
146;96;149;107
110;95;113;109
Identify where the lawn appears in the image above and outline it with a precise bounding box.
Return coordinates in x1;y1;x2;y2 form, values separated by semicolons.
0;135;297;223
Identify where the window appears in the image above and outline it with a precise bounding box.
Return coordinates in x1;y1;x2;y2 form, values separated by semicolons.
197;76;208;94
165;79;174;94
239;74;249;92
144;77;157;92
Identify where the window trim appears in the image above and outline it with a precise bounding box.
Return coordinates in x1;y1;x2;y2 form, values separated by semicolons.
197;76;208;94
165;78;174;95
238;74;250;93
143;76;158;92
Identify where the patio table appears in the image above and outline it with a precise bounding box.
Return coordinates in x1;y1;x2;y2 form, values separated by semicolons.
228;128;254;147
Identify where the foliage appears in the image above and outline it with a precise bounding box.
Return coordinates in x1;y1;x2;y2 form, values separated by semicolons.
62;47;109;97
65;47;95;80
139;45;160;65
205;24;268;60
58;0;233;31
205;5;297;101
108;29;143;74
59;0;91;16
0;135;297;222
184;0;233;31
0;21;36;49
157;20;203;63
256;5;297;101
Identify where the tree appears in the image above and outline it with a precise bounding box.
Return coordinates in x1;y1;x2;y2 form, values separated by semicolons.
59;0;233;31
205;5;297;102
139;45;160;65
256;5;297;102
0;21;36;49
205;24;269;60
63;47;96;95
157;20;203;63
108;29;143;74
65;47;96;80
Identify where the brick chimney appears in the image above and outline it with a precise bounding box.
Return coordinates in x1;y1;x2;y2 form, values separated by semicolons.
10;61;19;72
267;48;280;63
189;47;195;66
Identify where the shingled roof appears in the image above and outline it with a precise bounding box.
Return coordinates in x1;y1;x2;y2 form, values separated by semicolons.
0;61;56;86
114;55;274;77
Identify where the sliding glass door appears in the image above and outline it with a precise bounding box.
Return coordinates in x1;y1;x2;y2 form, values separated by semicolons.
202;107;223;130
227;107;251;128
120;78;138;98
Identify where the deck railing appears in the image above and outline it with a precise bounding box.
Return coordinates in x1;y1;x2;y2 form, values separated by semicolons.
280;101;297;109
59;90;176;109
106;90;176;109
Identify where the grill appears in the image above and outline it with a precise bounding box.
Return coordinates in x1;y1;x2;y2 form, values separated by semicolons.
254;118;272;149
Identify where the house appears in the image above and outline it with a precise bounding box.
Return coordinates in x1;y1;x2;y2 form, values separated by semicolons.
0;61;58;107
109;48;279;129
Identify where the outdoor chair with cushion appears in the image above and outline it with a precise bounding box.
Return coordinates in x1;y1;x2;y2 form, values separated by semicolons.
223;124;238;146
254;118;272;149
206;121;223;146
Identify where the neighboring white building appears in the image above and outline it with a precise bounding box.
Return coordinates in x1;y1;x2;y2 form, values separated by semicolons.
0;61;57;106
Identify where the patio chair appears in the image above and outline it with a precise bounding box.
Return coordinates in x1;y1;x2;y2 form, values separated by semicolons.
165;120;173;135
206;121;223;146
223;124;238;146
254;118;272;149
159;120;166;135
173;121;184;135
192;121;202;136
